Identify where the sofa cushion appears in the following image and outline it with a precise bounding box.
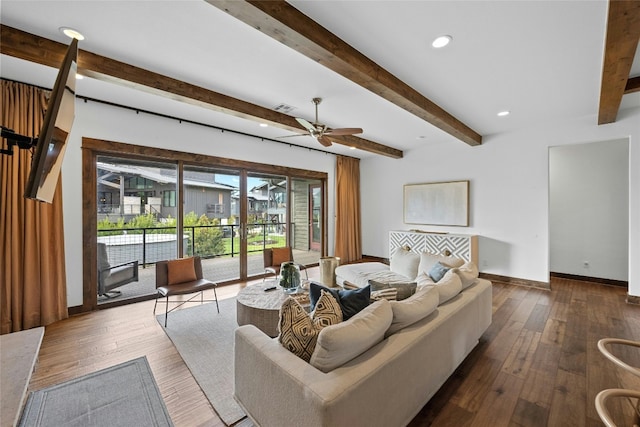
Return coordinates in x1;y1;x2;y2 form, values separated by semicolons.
310;299;393;372
432;269;463;304
451;261;479;289
417;252;464;277
369;279;417;301
389;248;420;280
278;290;342;362
428;261;450;282
309;282;370;320
386;286;440;336
167;257;197;285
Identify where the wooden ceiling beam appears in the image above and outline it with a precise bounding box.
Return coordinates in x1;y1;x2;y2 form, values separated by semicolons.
598;0;640;124
0;25;403;159
208;0;482;147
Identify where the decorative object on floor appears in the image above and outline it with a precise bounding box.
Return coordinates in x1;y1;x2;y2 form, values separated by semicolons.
154;256;219;327
156;298;245;426
279;261;301;293
18;356;172;427
319;256;340;286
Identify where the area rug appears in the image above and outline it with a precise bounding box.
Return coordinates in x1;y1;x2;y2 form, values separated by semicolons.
18;356;172;427
156;298;246;426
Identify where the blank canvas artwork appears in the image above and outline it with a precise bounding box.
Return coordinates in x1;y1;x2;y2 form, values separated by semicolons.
404;181;469;226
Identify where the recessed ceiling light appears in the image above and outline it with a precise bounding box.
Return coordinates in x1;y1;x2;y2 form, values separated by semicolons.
432;35;452;49
259;123;268;127
59;27;85;40
75;74;84;80
349;146;356;150
497;111;510;117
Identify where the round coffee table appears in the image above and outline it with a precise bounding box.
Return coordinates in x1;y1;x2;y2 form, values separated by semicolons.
236;282;310;337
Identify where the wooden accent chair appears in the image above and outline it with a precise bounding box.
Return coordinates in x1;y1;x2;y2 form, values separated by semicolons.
154;256;219;327
595;338;640;427
263;247;308;283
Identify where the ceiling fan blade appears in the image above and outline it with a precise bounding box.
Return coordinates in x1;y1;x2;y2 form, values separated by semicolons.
325;127;363;136
317;135;332;147
296;117;317;133
276;133;311;139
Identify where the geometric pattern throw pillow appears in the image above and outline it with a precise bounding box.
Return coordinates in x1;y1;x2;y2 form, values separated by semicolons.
278;290;342;361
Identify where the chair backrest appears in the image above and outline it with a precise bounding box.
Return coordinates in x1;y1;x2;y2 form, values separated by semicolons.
97;242;110;271
156;256;203;288
263;247;293;268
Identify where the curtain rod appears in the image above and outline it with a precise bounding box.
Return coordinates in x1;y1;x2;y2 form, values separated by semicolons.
1;77;357;160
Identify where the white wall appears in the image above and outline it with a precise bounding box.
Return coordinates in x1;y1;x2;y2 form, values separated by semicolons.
62;101;337;307
361;107;640;297
549;139;629;281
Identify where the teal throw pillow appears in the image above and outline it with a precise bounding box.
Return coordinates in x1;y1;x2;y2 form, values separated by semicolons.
309;282;370;320
428;262;450;282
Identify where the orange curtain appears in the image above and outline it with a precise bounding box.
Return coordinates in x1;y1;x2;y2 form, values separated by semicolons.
334;155;361;263
1;80;68;334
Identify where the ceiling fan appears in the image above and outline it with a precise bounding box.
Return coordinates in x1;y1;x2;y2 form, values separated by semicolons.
290;98;363;147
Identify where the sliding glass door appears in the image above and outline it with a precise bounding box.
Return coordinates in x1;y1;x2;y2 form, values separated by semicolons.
85;139;327;310
96;156;178;305
246;173;288;278
182;166;241;282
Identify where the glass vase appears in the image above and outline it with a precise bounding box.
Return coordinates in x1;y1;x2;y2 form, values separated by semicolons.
279;262;301;293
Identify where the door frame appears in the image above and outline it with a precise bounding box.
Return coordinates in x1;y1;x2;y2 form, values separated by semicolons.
82;137;327;313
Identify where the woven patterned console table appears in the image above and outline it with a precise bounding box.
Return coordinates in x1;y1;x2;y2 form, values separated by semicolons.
236;283;310;337
389;230;478;264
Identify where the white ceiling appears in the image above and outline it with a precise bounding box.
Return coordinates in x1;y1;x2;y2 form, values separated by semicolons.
1;0;639;159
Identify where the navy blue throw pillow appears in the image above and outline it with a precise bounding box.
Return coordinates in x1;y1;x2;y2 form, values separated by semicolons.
309;282;370;320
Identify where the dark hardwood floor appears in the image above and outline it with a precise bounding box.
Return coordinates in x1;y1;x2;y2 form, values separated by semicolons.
27;270;639;426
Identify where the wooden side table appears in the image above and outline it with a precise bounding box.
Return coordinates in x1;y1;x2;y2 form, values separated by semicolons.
236;282;309;337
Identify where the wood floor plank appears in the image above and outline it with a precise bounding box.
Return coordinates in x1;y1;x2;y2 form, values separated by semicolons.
470;371;525;427
501;329;541;379
20;270;640;427
547;368;587;427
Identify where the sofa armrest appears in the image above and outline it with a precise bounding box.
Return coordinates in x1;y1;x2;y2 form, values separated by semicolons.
234;325;332;426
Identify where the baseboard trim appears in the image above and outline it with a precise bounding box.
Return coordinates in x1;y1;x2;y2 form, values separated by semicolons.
626;294;640;305
479;272;551;290
550;272;628;288
68;305;83;316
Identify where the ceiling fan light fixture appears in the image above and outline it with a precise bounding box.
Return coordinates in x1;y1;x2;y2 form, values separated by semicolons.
432;35;452;49
59;26;85;40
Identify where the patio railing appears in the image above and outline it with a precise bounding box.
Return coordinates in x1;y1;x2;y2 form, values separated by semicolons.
97;223;287;266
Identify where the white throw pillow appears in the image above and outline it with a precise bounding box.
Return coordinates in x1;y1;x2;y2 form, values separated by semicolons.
386;286;439;337
451;261;479;289
417;252;464;277
433;269;463;305
310;299;392;373
390;248;420;280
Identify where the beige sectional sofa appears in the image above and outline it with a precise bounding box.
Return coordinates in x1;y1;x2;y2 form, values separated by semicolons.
234;268;493;427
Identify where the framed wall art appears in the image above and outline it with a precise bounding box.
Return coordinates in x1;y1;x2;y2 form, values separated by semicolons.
403;180;469;226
